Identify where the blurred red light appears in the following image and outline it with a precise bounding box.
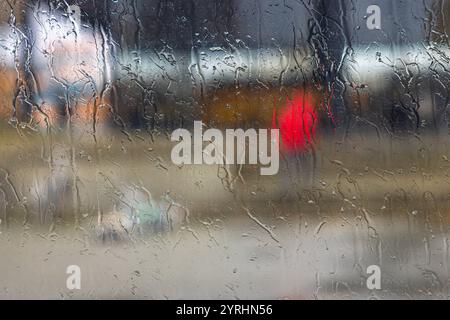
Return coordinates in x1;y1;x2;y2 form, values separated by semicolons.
274;91;318;153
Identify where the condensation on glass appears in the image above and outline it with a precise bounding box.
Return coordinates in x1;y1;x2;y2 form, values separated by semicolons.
0;0;448;300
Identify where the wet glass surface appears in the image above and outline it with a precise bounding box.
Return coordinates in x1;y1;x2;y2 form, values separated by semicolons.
0;0;449;299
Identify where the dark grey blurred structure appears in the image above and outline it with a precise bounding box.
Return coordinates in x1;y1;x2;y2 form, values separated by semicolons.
1;0;450;134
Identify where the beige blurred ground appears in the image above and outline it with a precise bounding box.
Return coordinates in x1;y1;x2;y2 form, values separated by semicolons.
0;127;449;299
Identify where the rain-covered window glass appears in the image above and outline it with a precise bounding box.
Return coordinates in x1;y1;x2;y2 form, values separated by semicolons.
0;0;449;300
